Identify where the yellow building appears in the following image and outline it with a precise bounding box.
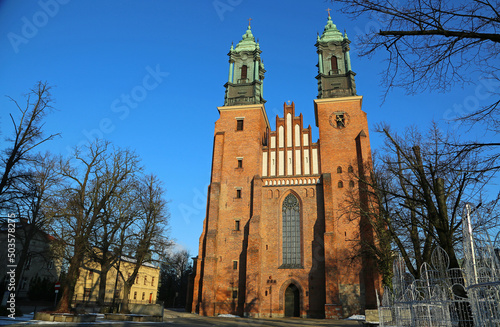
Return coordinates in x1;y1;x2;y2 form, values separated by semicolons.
73;256;160;305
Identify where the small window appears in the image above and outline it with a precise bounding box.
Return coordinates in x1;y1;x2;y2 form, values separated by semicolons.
236;119;244;131
136;276;139;284
235;220;240;231
236;189;242;198
331;56;338;73
241;65;248;80
337;166;342;173
142;292;145;301
233;261;238;270
144;276;147;285
232;290;238;299
348;166;353;173
88;271;93;279
237;158;243;168
349;180;355;188
134;291;137;300
338;181;344;188
152;277;155;286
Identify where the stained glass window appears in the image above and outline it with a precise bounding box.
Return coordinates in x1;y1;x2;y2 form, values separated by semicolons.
282;193;301;268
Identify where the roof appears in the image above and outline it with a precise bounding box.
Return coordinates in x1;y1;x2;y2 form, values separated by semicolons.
120;255;159;269
318;15;345;43
233;25;259;52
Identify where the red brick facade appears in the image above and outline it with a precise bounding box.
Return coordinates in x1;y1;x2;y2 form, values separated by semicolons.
191;19;380;319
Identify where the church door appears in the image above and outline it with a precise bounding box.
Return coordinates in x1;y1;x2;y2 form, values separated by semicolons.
284;284;300;317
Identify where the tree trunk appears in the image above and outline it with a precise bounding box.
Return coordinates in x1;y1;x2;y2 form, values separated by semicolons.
98;266;109;306
14;230;32;296
55;256;80;312
56;238;85;312
120;281;132;313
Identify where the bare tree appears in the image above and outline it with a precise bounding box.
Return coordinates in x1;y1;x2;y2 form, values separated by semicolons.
158;249;192;308
120;174;170;313
50;141;141;312
329;1;499;93
344;123;497;282
0;81;59;210
89;183;137;306
10;152;61;294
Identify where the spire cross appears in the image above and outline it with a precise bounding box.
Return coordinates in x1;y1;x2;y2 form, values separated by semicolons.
326;8;332;17
248;18;252;26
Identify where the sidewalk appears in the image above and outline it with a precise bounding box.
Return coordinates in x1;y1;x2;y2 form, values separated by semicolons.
0;314;34;326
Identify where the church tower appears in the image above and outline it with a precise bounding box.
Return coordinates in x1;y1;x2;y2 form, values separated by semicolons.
224;24;266;106
191;15;379;319
313;12;378;318
315;12;356;99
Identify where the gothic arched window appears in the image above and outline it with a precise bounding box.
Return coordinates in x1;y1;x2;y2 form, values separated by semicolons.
282;193;301;268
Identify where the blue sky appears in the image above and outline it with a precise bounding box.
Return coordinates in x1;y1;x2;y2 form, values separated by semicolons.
0;1;494;256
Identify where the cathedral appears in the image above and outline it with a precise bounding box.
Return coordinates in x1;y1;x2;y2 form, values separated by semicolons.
190;14;380;319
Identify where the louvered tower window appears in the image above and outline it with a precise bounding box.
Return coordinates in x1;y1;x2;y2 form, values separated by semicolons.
282;193;302;268
241;65;248;81
331;56;338;74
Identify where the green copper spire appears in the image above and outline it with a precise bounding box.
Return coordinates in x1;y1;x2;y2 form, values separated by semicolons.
234;25;258;52
319;15;344;43
223;21;265;106
315;13;356;98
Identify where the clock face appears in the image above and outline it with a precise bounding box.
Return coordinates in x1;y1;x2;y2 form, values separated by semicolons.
329;111;348;129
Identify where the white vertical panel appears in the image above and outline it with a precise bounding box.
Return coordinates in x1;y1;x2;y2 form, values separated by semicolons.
279;126;284;148
271;136;276;149
287;150;292;175
279;151;284;175
312;148;319;174
262;152;268;176
287;113;292;147
295;124;300;146
270;151;276;176
295;149;301;175
304;149;310;175
303;134;309;146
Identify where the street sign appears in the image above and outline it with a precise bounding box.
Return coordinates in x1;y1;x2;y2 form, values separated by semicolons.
55;282;61;291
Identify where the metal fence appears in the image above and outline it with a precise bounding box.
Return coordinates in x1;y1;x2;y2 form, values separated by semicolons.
378;204;500;327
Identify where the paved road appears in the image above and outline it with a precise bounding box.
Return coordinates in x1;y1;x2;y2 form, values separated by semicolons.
4;316;362;327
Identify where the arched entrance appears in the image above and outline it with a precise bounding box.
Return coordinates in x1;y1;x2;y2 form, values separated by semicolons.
284;284;300;317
